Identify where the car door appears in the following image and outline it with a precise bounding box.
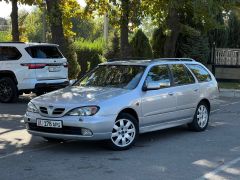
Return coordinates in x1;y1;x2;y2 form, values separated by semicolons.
169;64;199;120
141;65;177;126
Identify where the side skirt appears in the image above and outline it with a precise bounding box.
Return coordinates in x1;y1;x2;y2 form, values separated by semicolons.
139;118;192;134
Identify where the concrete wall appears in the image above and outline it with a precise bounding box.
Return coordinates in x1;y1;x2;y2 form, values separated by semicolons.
206;65;240;81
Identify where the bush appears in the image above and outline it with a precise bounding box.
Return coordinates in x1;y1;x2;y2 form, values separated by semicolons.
130;29;153;58
74;38;105;77
151;28;166;58
0;31;11;42
104;31;120;59
176;29;210;64
65;38;80;79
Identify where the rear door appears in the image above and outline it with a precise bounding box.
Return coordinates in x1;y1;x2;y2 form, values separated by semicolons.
25;45;68;80
169;64;199;120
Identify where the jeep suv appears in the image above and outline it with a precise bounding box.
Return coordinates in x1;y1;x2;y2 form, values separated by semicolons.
0;42;69;103
24;58;219;150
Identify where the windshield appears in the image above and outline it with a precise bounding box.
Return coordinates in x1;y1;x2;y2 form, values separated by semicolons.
77;65;146;90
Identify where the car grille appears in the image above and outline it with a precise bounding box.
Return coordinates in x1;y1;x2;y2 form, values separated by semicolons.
39;107;65;116
53;108;65;115
28;123;82;135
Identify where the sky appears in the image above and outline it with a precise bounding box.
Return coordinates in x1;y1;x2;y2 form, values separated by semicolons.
0;0;86;18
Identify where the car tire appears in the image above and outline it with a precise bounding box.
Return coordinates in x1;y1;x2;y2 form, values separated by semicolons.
43;137;64;143
188;102;210;132
108;113;139;150
0;77;18;103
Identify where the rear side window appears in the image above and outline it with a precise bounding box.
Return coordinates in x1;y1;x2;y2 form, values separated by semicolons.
187;64;211;82
0;46;22;61
25;46;63;59
170;64;195;86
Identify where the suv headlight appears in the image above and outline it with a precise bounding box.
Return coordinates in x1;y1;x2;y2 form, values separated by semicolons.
67;106;99;116
27;102;38;113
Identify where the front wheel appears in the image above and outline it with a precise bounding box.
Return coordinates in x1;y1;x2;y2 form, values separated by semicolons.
188;102;210;131
108;113;139;150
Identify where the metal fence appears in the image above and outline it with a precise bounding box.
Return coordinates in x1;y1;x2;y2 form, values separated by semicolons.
215;48;240;66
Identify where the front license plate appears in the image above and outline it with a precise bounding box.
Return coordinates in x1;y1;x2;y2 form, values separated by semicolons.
49;66;61;72
37;119;62;128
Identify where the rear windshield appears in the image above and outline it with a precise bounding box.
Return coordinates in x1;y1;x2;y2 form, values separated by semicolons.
25;46;63;59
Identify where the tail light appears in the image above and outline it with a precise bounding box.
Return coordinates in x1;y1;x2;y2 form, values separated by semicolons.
21;63;47;69
63;62;68;68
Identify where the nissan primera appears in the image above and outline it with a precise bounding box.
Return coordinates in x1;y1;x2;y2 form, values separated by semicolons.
24;58;219;150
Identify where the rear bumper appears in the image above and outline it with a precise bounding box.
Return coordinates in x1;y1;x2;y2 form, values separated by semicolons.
35;81;69;92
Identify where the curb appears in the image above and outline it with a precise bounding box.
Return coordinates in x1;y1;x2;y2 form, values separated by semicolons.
220;89;240;98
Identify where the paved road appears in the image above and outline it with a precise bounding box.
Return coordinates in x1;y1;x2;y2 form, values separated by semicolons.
0;95;240;180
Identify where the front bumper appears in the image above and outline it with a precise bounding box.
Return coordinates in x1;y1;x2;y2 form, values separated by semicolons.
24;112;116;140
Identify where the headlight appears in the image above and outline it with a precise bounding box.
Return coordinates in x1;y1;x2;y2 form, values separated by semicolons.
27;102;38;113
67;106;99;116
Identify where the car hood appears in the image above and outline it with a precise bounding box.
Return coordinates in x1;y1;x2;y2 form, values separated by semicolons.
31;86;130;106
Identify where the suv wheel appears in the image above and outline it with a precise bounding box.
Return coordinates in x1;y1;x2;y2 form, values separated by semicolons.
0;77;18;103
188;102;209;131
108;113;138;150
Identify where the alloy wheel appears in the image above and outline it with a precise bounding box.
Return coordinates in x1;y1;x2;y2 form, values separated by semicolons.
111;119;136;148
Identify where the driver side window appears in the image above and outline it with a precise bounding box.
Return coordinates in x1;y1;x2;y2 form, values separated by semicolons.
146;65;171;88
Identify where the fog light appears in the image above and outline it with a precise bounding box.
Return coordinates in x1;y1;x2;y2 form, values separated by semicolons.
81;128;93;136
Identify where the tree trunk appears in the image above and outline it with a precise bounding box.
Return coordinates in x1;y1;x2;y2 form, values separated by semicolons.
163;8;181;57
11;0;19;41
120;0;131;57
46;0;66;54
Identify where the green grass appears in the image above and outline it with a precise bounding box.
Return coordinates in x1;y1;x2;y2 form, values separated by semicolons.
218;82;240;89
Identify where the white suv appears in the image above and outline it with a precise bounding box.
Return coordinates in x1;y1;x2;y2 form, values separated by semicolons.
0;42;69;103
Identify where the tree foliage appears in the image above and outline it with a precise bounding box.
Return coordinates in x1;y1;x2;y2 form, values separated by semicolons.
130;29;153;58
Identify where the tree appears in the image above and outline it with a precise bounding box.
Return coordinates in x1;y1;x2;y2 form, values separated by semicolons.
151;28;166;58
130;29;152;58
85;0;142;57
0;0;36;41
45;0;66;53
141;0;238;57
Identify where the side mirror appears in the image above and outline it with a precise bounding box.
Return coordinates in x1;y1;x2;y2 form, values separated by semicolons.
142;81;171;91
69;79;77;86
142;82;161;91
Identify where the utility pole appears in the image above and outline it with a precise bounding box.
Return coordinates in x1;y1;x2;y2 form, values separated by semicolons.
41;0;47;42
103;13;109;45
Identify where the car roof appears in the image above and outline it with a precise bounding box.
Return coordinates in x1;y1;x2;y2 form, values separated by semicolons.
100;58;199;66
0;42;58;47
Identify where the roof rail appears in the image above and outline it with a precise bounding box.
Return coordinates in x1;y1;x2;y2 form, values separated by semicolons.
107;57;151;62
154;58;195;62
0;41;25;44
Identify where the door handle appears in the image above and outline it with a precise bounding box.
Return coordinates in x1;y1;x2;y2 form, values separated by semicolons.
168;92;174;96
194;89;199;92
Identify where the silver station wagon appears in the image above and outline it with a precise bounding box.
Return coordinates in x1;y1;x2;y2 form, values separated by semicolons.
24;58;219;150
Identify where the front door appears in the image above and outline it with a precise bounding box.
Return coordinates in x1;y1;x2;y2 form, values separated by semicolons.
141;65;177;126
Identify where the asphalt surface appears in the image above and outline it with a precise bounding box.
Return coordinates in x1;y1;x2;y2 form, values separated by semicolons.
0;95;240;180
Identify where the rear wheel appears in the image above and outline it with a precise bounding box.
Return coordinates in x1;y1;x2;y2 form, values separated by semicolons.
108;113;138;150
188;102;209;131
0;77;18;103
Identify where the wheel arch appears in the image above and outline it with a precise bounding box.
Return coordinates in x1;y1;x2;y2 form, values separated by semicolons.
0;70;18;85
198;98;211;112
117;108;139;124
